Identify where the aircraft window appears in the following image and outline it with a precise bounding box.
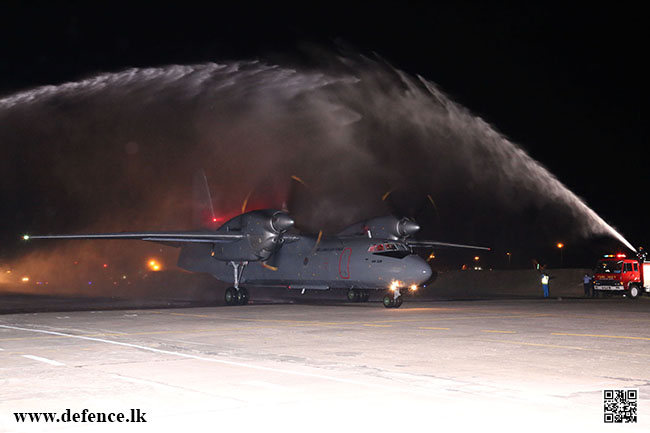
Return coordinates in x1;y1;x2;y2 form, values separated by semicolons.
368;243;408;253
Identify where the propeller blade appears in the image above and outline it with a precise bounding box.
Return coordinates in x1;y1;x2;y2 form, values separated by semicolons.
291;175;308;187
241;189;253;214
261;262;278;271
309;230;323;255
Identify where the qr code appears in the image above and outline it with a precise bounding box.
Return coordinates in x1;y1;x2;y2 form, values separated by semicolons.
604;389;638;423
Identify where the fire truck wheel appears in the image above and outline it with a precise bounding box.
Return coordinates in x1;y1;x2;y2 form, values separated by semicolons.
629;284;640;299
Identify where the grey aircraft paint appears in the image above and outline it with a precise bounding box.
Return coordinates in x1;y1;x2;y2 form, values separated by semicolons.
24;209;488;308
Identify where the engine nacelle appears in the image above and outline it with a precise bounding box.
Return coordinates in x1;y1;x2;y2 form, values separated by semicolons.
338;216;420;240
211;210;294;261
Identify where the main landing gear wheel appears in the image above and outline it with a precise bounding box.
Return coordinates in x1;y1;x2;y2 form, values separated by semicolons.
383;294;403;308
225;287;249;306
347;289;370;303
237;287;250;305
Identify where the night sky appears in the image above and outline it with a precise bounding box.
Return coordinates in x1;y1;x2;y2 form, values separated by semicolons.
1;3;647;270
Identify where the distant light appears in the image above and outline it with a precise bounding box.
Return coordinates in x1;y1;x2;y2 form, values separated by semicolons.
212;217;218;222
474;256;480;261
616;253;627;258
22;235;30;241
410;284;418;291
148;259;162;272
557;243;564;249
102;263;109;268
21;276;29;282
88;281;92;285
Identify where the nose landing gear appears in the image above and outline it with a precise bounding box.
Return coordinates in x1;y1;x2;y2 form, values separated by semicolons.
383;288;403;308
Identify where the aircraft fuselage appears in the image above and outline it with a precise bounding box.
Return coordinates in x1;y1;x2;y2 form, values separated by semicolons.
177;236;432;291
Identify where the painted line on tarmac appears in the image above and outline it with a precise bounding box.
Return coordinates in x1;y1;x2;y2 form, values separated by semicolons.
372;313;550;324
22;354;66;366
482;338;650;358
481;330;516;334
165;311;360;327
0;324;450;398
418;327;450;330
551;332;650;341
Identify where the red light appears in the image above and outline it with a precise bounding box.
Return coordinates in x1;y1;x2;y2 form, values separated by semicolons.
103;263;108;268
212;218;218;222
616;253;626;258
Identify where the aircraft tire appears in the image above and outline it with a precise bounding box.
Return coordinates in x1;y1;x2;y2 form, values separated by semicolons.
224;287;238;306
394;296;403;308
238;287;250;305
383;295;394;308
348;289;359;302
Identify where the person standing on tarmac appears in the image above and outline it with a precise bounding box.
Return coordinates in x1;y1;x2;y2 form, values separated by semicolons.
541;273;550;298
583;273;593;297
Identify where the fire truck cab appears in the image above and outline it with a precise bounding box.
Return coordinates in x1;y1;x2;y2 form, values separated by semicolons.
593;253;650;299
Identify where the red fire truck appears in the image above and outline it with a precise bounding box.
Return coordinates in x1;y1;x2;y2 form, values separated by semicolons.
593;253;650;298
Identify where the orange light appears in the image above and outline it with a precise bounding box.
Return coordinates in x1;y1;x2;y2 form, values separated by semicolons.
474;256;480;261
557;243;564;249
21;276;30;282
147;259;162;272
410;284;418;291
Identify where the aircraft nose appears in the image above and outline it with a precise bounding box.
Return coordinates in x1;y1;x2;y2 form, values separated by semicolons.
406;255;432;285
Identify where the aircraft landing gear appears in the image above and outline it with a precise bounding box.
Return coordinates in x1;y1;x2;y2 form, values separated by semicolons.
224;261;250;306
383;289;403;308
347;289;370;302
225;286;249;306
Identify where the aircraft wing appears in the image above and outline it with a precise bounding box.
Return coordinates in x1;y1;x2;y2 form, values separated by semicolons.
24;231;244;244
407;240;491;251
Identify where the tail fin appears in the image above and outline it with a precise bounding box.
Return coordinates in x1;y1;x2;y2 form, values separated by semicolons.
192;169;217;229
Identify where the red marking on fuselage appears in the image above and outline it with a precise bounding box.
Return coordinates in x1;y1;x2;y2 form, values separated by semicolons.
338;248;351;279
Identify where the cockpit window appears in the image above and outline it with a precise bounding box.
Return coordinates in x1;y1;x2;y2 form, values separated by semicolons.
368;242;411;258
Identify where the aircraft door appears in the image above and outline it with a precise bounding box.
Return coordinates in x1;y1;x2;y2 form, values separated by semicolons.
338;248;351;280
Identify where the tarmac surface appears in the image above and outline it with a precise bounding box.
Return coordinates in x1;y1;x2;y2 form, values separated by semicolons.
1;296;649;432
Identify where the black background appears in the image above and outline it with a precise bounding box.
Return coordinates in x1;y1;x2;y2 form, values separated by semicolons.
1;2;647;267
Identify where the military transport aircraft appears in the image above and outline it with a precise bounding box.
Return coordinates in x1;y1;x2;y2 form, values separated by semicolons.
23;209;489;308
